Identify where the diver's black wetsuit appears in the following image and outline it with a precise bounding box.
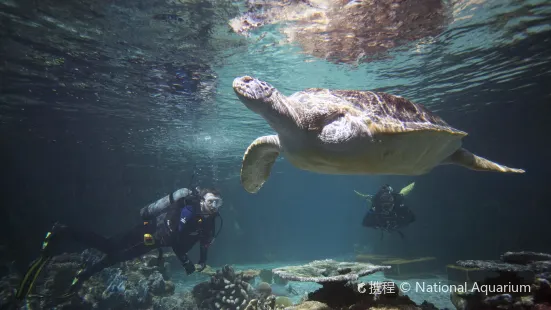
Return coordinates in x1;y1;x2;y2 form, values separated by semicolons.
361;185;415;237
41;189;216;292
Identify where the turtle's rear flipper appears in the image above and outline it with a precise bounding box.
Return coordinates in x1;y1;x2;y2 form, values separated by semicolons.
15;256;51;302
442;148;525;173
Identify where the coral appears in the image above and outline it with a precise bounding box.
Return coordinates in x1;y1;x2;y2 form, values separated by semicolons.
0;273;21;307
14;251;102;309
0;249;179;310
202;265;218;276
534;273;551;303
451;251;551;310
79;264;176;309
242;269;261;283
152;291;199;310
288;301;331;310
140;251;174;280
501;251;551;265
256;282;272;297
272;259;433;310
272;259;391;283
457;259;549;273
275;296;293;307
202;266;259;284
191;265;294;310
192;264;258;310
244;296;276;310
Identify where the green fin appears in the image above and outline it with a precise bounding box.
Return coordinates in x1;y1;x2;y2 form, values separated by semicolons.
399;182;415;196
16;257;50;301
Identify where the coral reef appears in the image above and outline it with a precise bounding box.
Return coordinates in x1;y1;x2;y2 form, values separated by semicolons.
501;251;551;265
257;281;272;297
272;259;391;283
275;296;293;307
287;301;331;310
192;264;295;310
192;264;258;309
451;251;551;310
194;264;338;310
0;250;185;310
0;273;20;307
201;265;260;284
1;256;448;310
244;296;277;310
272;259;436;310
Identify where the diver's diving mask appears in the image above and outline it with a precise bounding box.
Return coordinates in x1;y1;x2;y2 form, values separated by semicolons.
203;193;223;212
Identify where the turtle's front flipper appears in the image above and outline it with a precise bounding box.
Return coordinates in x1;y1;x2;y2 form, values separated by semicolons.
442;148;525;173
241;135;281;193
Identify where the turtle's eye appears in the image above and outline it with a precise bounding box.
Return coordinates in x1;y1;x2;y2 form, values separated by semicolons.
258;81;273;97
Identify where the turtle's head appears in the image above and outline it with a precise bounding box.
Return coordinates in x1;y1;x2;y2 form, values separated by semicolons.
232;76;276;104
233;76;298;132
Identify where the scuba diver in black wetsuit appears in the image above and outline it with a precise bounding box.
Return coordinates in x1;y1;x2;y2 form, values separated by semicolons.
355;183;416;240
15;186;223;304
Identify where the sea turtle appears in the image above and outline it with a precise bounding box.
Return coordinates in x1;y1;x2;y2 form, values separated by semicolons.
232;76;525;193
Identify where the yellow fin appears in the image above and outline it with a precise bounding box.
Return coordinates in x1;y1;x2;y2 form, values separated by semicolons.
354;190;373;202
399;182;415;196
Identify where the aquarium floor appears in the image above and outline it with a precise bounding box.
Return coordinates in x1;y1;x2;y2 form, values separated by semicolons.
171;259;454;310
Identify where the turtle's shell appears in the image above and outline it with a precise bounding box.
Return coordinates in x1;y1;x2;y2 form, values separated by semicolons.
289;88;467;136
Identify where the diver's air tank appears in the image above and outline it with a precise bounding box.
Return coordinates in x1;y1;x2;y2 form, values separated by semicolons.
140;188;191;219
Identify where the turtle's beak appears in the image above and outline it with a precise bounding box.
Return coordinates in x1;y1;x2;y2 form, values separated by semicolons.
232;76;255;100
232;76;273;101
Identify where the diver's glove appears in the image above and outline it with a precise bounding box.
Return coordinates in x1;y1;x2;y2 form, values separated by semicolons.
183;260;196;275
196;263;206;272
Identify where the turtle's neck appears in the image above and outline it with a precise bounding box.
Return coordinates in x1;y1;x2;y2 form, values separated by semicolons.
262;91;303;135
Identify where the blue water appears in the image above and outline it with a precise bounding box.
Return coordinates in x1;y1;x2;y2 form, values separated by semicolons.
1;0;550;308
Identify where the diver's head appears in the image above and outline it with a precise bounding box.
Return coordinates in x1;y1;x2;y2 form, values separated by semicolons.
381;184;393;193
198;187;223;215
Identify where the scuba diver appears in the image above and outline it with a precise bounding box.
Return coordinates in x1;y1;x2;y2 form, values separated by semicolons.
355;182;416;240
15;186;223;304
